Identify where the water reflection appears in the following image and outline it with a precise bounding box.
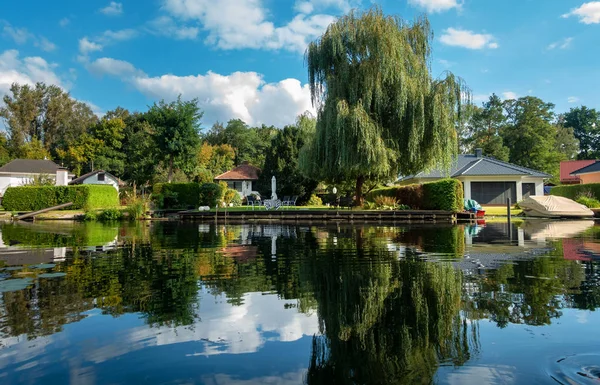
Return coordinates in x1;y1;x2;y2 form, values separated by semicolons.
0;221;598;384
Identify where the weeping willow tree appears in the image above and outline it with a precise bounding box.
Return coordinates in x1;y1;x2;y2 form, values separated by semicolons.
300;7;469;203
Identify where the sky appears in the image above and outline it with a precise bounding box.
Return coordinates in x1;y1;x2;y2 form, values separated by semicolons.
1;0;599;129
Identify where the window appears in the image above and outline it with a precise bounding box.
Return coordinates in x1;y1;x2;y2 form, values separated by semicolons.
233;181;243;191
97;172;105;182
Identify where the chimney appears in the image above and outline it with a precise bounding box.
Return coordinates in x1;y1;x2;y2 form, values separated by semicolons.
475;148;483;158
56;167;68;186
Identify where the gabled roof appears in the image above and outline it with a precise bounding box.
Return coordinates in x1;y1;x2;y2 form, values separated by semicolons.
0;159;65;174
214;163;260;181
561;160;596;182
570;160;600;176
400;154;550;181
69;170;125;186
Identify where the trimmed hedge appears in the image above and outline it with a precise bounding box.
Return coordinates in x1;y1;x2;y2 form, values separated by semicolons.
366;179;464;212
550;183;600;200
2;185;118;211
153;182;224;209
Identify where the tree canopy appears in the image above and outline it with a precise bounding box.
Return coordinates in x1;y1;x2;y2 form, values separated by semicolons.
300;7;469;203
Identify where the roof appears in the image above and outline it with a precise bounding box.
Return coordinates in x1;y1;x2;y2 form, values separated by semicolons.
214;163;260;181
69;170;125;186
0;159;65;174
561;160;596;182
570;161;600;176
399;154;550;181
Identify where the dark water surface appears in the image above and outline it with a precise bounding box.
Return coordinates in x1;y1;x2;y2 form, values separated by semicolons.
0;220;599;384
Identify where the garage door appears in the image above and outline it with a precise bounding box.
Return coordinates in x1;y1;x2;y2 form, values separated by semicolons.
471;182;517;205
522;183;536;199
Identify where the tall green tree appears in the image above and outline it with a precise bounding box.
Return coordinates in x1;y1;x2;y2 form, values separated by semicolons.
299;8;469;203
145;97;203;183
563;106;600;159
205;119;275;166
122;113;158;189
463;94;509;161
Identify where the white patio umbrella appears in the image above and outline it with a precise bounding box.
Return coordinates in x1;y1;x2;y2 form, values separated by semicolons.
271;176;278;200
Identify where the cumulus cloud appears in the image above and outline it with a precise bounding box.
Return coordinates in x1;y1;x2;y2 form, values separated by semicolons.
102;29;138;42
78;29;137;57
562;2;600;24
502;91;518;100
83;55;314;126
294;0;357;14
547;37;573;50
146;16;199;40
78;37;103;55
568;96;580;103
440;28;498;49
162;0;335;52
99;1;123;16
0;50;64;98
408;0;460;13
2;23;32;44
35;37;57;52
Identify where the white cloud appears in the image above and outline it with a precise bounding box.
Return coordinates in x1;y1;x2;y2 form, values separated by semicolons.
0;50;64;98
146;16;199;40
99;1;123;16
568;96;580;103
502;91;518;100
35;37;57;52
83;54;313;126
162;0;335;52
562;2;600;24
547;37;573;50
408;0;460;13
102;29;138;42
437;59;454;68
78;37;103;55
440;28;498;49
86;57;144;78
2;24;32;44
59;18;70;27
294;0;357;14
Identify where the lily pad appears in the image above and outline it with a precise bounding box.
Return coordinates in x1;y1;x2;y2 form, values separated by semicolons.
1;266;24;271
38;272;67;278
30;264;56;269
0;278;33;292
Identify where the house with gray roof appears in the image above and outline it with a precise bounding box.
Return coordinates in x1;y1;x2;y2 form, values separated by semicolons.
0;159;74;195
399;149;550;205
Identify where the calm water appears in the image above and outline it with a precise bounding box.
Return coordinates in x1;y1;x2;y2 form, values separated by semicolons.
0;220;599;384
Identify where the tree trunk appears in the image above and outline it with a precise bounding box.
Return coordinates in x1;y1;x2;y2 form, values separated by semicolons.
355;175;365;207
167;155;174;183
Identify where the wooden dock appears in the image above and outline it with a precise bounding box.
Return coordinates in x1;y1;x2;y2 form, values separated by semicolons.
178;209;460;224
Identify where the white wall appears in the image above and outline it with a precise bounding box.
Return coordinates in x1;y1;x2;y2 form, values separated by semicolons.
0;173;58;195
82;173;119;191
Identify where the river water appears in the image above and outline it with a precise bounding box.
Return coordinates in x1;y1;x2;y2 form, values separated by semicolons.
0;220;599;384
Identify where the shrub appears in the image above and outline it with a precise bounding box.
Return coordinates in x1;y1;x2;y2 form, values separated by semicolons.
373;196;398;210
2;185;118;211
153;182;224;209
366;179;463;211
551;184;600;200
576;196;600;208
222;188;241;207
98;208;123;221
199;183;224;207
307;194;323;206
83;210;98;221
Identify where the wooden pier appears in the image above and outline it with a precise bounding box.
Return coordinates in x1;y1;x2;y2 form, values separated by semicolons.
178;209;462;224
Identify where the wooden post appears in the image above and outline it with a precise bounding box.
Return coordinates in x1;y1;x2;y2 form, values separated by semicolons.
507;197;512;240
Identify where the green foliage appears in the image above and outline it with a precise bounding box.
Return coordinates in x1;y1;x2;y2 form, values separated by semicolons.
307;194;323;206
551;184;600;200
563;106;600;160
300;7;469;202
199;182;224;208
126;196;151;220
2;185;118;211
222;188;241;207
367;179;463;211
83;210;97;221
205;119;275;166
153;182;224;209
576;196;600;208
98;208;123;221
462;94;509;161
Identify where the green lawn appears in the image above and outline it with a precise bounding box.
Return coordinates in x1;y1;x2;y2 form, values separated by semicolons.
482;205;523;217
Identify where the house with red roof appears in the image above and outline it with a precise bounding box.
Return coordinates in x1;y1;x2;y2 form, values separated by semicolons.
214;161;260;197
560;160;596;184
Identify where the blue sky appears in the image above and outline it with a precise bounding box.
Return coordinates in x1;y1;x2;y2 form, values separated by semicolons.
1;0;599;128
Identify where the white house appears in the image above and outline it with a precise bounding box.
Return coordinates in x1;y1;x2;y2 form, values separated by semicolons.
214;162;260;197
69;170;123;191
399;149;550;205
0;159;74;195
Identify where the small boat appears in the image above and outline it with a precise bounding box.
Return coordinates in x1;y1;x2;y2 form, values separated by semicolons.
476;210;486;218
519;195;594;218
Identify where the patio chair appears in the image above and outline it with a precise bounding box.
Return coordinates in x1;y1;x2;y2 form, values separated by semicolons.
282;196;291;207
246;195;260;210
288;196;298;207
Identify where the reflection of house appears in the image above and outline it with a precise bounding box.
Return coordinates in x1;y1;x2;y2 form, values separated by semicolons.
69;170;124;191
560;160;596;185
214;162;260;197
399;149;549;204
0;159;74;195
569;160;600;185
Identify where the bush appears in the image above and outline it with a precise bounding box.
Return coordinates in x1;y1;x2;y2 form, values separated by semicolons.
98;208;123;221
366;179;463;211
2;185;118;211
373;196;399;210
576;196;600;208
307;194;323;206
222;189;242;207
153;182;224;209
551;184;600;200
83;211;97;221
199;183;224;207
